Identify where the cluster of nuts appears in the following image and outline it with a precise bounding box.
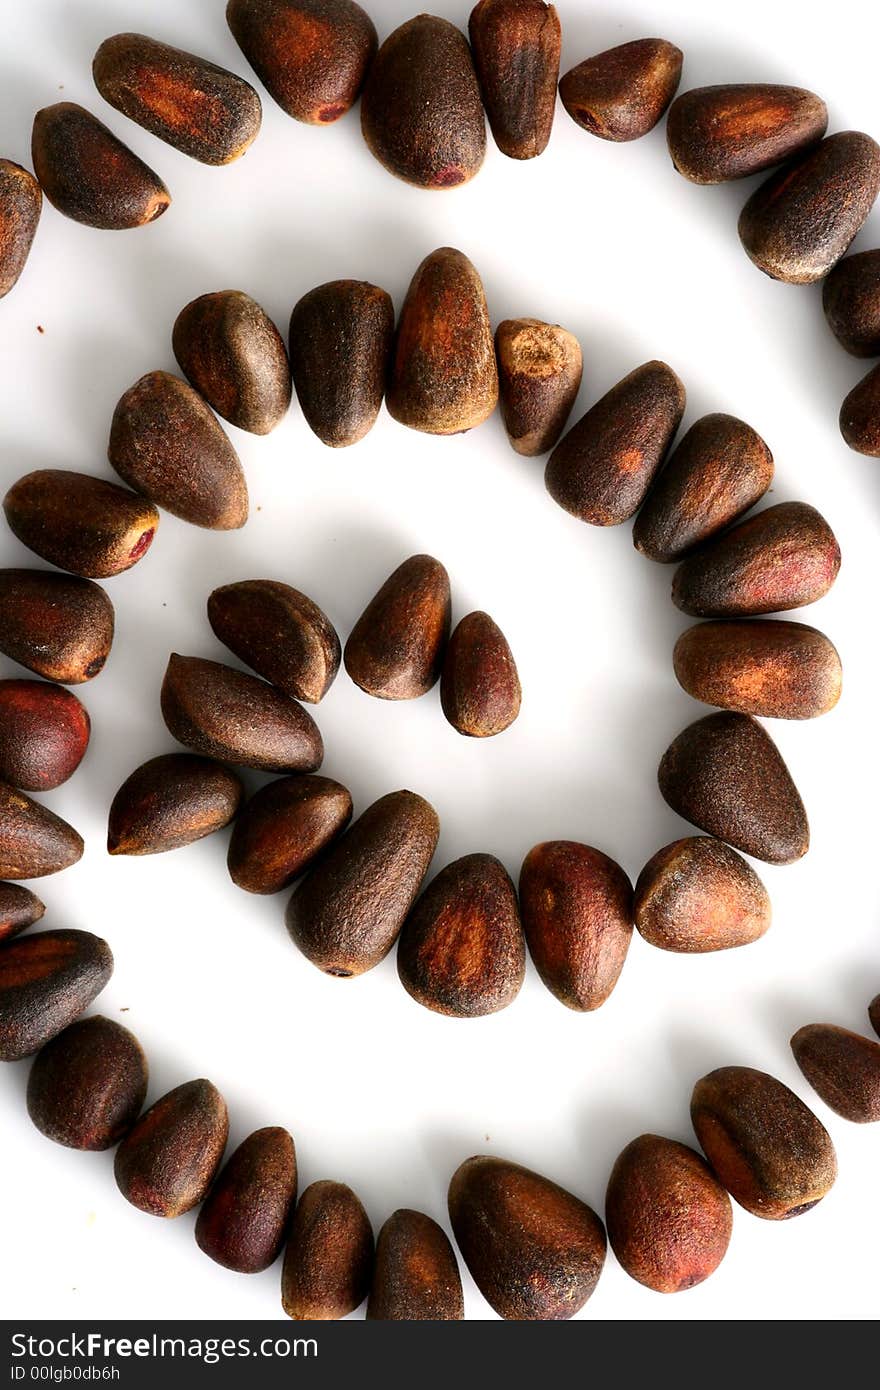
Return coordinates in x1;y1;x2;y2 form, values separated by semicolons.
0;0;879;1321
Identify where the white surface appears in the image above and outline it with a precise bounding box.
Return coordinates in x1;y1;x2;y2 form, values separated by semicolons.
1;0;878;1324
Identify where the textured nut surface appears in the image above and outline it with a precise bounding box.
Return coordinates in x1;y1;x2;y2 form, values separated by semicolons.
0;569;114;684
605;1134;733;1292
367;1209;463;1320
173;292;291;435
93;33;262;164
285;790;440;976
667;84;828;184
26;1015;147;1149
840;362;880;457
0;882;45;942
0;782;84;880
196;1127;298;1271
289;280;394;447
823;249;880;357
282;1180;373;1320
0;929;113;1061
107;753;243;855
634;836;771;953
228;774;352;894
114;1079;228;1218
519;840;633;1010
4;471;158;579
791;1024;880;1124
208;579;340;703
469;0;561;160
344;555;451;700
658;711;809;865
495;318;582;456
560;38;683;142
0;160;41;298
449;1155;606;1320
440;611;521;737
31;102;170;229
691;1066;837;1219
673;620;842;719
0;680;90;790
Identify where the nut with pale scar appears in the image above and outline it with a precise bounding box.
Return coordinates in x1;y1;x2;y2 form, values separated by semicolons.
468;1;561;160
0;681;90;790
441;612;521;737
0;570;114;685
738;131;880;284
0;782;84;880
634;836;771;953
0;929;113;1061
93;33;262;164
31;102;170;229
633;413;773;563
227;774;352;894
173;292;291;435
518;840;633;1010
361;16;485;189
605;1135;733;1292
658;711;809;865
344;555;451;700
0;882;45;943
671;501;841;618
114;1079;228;1218
387;248;498;435
840;362;880;457
208;579;340;703
823;249;880;357
227;0;377;124
666;84;828;184
546;361;685;526
449;1155;606;1320
282;1180;373;1320
560;38;682;142
285;790;439;977
367;1209;462;1320
196;1127;297;1271
691;1066;837;1219
495;318;582;457
289;280;394;447
0;160;41;297
3;471;158;579
107;753;243;856
27;1015;148;1150
673;620;842;719
397;853;525;1017
791;1024;880;1123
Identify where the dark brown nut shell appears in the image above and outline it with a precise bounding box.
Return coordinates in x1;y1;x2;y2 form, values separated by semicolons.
93;33;262;165
207;579;340;703
227;774;352;894
658;711;809;865
108;371;247;530
495;318;582;457
518;840;633;1011
107;753;243;856
173;292;291;435
0;160;41;297
605;1134;733;1293
285;790;440;977
791;1024;880;1124
344;554;451;700
0;882;45;942
397;853;525;1017
367;1209;462;1321
0;680;90;790
161;654;323;773
691;1066;837;1219
560;38;682;142
449;1155;606;1320
0;929;113;1062
633;413;774;563
361;16;485;189
31;102;170;230
869;995;880;1039
0;569;114;684
673;620;842;720
227;0;377;124
468;1;561;160
666;84;828;184
289;280;394;447
114;1079;228;1218
840;362;880;457
634;836;771;953
823;249;880;357
738;131;880;284
26;1015;148;1150
282;1180;374;1319
3;471;158;579
546;361;685;526
671;501;841;618
387;248;498;435
195;1126;297;1271
440;611;521;737
0;782;84;880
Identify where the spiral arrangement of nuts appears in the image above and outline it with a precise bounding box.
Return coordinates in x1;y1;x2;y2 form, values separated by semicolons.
1;0;879;1321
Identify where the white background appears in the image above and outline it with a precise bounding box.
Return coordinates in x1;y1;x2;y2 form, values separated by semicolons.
1;0;878;1323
